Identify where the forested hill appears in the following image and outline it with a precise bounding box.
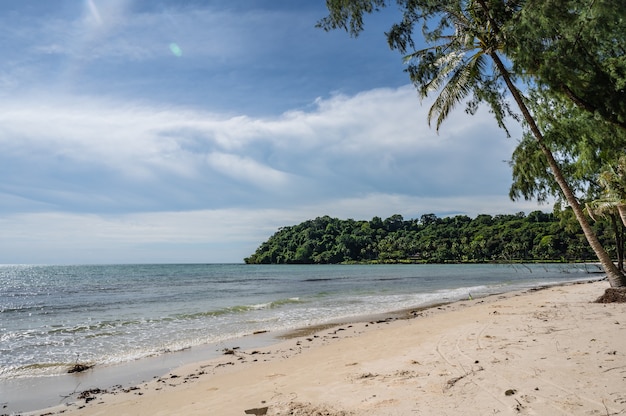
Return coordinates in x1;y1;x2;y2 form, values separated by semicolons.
245;211;613;264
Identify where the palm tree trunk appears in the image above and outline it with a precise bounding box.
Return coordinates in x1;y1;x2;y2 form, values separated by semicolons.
610;213;625;272
617;204;626;228
488;51;626;286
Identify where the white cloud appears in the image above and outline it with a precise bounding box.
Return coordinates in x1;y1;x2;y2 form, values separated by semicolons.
0;84;521;210
205;152;292;189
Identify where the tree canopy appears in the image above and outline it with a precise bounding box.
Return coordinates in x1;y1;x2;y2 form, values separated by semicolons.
506;0;626;130
318;0;626;285
509;88;626;204
245;211;619;264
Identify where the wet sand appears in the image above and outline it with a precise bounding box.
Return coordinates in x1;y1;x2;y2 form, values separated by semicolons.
17;279;626;416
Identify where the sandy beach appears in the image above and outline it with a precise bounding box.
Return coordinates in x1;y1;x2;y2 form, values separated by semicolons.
22;279;626;416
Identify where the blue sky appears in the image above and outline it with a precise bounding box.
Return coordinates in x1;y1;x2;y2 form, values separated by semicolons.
0;0;547;264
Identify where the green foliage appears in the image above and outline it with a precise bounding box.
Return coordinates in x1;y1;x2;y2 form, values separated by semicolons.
598;157;626;205
318;0;626;283
506;0;626;129
244;211;614;264
316;0;387;35
509;88;626;204
319;0;521;133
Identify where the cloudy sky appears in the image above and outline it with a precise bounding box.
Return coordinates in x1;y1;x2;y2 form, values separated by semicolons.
0;0;547;264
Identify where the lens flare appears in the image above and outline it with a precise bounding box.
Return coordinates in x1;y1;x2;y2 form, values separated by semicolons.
86;0;102;25
169;43;183;57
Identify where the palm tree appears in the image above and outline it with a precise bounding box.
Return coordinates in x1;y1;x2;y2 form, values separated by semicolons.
597;157;626;228
472;0;624;286
319;0;626;286
585;203;625;273
589;157;626;228
586;184;626;272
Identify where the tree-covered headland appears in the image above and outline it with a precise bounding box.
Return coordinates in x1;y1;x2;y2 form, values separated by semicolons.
245;210;623;265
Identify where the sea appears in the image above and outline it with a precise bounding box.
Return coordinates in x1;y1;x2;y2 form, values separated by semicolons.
0;263;602;413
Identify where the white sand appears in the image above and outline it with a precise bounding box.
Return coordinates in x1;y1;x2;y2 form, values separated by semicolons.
27;280;626;416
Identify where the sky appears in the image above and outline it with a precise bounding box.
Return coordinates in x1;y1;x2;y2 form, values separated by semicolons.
0;0;549;264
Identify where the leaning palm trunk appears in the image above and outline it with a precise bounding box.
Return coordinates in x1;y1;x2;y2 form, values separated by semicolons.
486;50;625;287
610;213;625;272
617;204;626;229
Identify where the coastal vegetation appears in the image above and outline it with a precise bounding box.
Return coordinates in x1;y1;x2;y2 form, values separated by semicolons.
317;0;626;285
244;210;624;265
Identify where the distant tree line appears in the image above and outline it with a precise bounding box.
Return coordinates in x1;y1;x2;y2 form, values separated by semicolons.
245;210;624;265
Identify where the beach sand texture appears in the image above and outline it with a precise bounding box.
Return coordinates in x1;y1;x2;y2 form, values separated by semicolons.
27;280;626;416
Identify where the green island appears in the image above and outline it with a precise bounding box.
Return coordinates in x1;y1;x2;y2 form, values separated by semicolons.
245;210;624;265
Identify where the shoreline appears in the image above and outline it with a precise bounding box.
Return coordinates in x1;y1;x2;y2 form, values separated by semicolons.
3;299;451;415
9;277;622;415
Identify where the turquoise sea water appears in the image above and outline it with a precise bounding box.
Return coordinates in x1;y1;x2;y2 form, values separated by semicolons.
0;263;600;384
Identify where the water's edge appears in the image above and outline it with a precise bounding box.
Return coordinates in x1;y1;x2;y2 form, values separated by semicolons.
3;276;604;415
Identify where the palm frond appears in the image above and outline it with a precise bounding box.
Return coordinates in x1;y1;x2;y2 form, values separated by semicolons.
598;156;626;200
427;51;486;130
586;199;621;221
422;50;465;95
